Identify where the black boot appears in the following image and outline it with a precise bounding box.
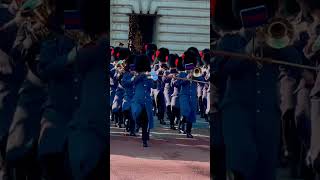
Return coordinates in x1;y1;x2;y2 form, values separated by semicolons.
143;141;148;147
178;122;185;134
170;125;177;130
211;146;226;180
186;133;193;138
160;119;166;125
233;171;245;180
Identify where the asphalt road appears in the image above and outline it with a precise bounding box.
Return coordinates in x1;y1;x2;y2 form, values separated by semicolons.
110;115;211;180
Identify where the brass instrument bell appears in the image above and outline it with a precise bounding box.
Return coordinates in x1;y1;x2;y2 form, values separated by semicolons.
193;67;202;78
265;17;294;49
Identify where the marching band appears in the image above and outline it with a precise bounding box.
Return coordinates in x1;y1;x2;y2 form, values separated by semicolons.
109;45;212;146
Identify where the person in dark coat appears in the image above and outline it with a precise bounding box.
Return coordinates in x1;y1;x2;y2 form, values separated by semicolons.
131;55;154;147
66;0;109;179
163;54;179;130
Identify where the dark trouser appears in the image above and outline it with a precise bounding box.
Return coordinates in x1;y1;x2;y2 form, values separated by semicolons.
282;109;301;176
39;152;70;180
233;171;245;180
172;106;180;124
123;109;135;134
83;149;108;180
11;148;41;180
0;137;12;180
198;97;204;116
166;106;174;126
114;109;123;126
210;113;226;180
138;108;149;142
186;122;193;134
156;94;165;121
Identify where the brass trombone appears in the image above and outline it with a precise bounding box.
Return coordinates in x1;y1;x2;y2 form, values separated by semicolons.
150;70;209;84
193;67;202;78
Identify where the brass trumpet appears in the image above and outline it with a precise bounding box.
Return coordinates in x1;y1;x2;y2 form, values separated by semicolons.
193;67;202;78
115;60;126;71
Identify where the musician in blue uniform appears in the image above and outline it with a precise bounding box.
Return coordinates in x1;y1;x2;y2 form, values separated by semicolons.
212;18;302;180
171;56;183;130
163;54;179;130
188;47;204;117
4;1;49;179
201;50;211;122
37;1;78;178
112;48;130;128
173;50;203;138
131;55;154;147
145;43;157;63
67;0;108;179
153;48;169;125
122;55;136;136
110;46;120;122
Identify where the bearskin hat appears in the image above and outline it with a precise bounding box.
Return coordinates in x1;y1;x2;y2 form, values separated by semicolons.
167;54;179;68
118;48;131;60
155;47;169;63
176;56;185;71
183;50;197;67
135;55;151;73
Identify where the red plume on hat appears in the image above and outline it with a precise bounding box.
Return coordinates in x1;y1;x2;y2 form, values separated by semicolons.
181;54;185;60
200;51;204;58
111;48;114;55
156;50;161;57
166;56;168;62
116;52;120;58
175;58;179;67
152;55;155;61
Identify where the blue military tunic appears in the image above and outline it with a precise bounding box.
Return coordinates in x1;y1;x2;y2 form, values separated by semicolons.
121;72;134;111
173;72;202;123
131;74;154;129
67;37;108;179
37;34;76;157
213;33;302;180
